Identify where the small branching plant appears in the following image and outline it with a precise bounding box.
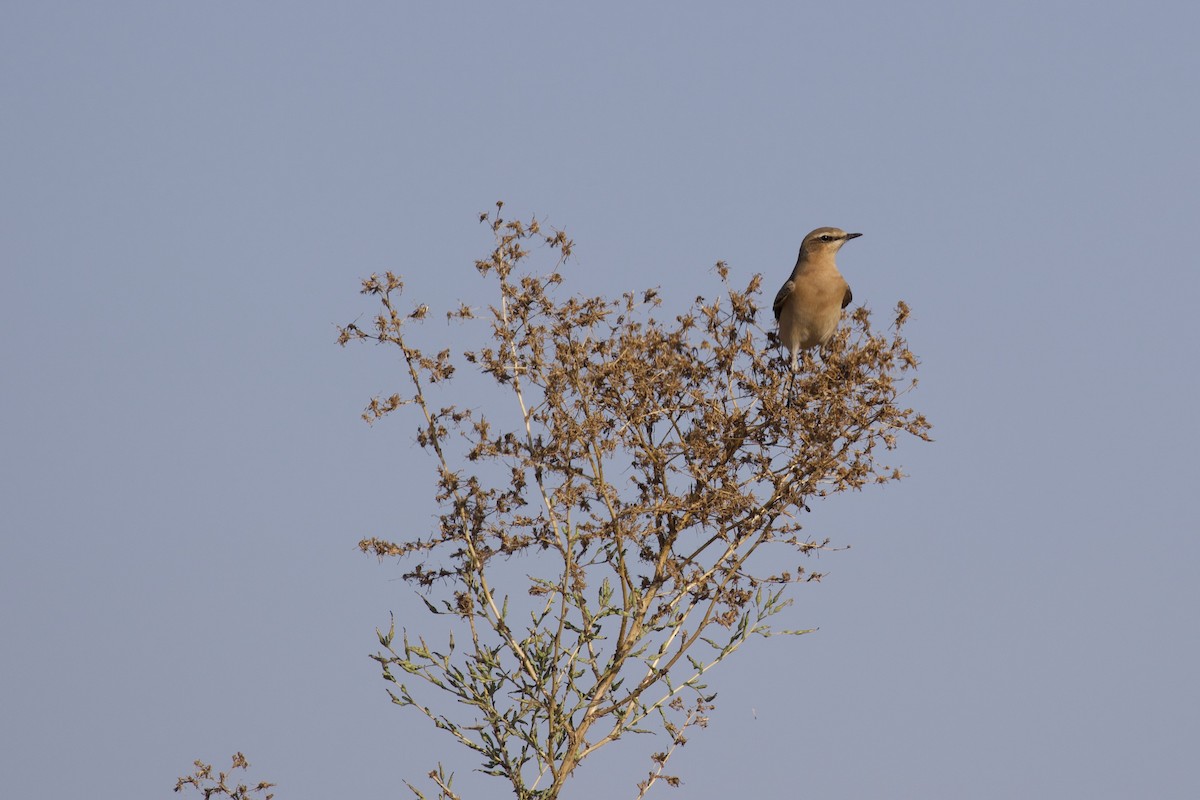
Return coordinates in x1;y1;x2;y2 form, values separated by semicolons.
175;753;275;800
337;203;930;798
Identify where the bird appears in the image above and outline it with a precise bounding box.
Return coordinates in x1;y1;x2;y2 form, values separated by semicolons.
773;227;861;395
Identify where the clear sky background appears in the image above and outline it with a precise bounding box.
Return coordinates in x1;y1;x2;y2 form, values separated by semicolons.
3;2;1198;798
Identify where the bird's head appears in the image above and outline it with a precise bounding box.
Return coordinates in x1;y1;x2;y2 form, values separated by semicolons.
800;227;862;257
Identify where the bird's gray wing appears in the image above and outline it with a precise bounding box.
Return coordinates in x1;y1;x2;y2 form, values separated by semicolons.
772;280;794;321
841;285;853;309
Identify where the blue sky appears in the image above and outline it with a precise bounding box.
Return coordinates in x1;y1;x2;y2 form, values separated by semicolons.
3;2;1198;797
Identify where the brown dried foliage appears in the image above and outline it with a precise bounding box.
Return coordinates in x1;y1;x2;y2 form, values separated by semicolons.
338;203;930;799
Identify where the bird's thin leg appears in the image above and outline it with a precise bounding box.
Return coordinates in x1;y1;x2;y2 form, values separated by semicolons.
785;353;798;408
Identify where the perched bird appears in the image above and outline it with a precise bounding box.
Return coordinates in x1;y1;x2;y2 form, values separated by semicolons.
773;227;861;392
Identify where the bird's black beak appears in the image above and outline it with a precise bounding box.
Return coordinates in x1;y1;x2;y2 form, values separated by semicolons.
845;232;863;240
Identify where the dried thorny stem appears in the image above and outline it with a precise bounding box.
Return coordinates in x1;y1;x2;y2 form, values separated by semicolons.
338;202;930;799
635;696;711;798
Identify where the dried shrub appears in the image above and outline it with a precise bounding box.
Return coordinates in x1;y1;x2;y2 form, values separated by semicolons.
339;203;930;799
